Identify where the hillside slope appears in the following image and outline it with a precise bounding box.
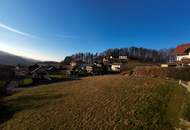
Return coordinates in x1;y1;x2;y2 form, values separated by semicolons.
0;75;187;130
0;51;37;66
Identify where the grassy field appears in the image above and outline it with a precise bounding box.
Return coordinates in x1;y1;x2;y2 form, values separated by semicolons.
0;80;6;88
19;78;33;86
123;59;156;71
0;75;188;130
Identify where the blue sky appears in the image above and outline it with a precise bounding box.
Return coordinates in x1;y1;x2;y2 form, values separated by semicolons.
0;0;190;61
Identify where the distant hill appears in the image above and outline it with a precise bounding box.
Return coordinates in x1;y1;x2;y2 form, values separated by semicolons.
0;51;38;66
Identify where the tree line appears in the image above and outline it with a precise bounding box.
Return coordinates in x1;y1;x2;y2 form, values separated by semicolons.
63;47;175;64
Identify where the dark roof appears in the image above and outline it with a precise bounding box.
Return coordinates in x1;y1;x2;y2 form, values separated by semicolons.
175;43;190;55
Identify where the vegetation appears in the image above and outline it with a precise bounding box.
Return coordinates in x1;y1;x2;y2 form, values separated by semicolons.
48;72;65;79
49;74;64;79
183;95;190;121
0;80;6;95
19;78;33;87
0;80;6;88
0;75;187;130
63;47;175;65
179;89;190;129
133;67;190;81
101;47;175;62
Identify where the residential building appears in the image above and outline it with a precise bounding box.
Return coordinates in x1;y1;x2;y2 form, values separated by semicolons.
111;63;123;72
175;43;190;61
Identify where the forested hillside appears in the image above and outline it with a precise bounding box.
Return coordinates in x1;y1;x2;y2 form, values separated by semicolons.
63;47;175;64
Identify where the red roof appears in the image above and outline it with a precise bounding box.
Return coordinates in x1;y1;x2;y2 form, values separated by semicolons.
175;43;190;55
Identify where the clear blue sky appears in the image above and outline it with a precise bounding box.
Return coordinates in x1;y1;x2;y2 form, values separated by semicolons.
0;0;190;61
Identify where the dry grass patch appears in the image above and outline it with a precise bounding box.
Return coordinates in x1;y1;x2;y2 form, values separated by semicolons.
0;75;184;130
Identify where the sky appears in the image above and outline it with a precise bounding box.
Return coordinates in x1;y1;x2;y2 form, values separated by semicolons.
0;0;190;61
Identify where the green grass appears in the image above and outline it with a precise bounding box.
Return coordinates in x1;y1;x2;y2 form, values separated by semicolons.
0;80;6;95
0;75;187;130
123;59;153;71
165;84;187;127
19;78;33;86
49;74;64;79
122;59;156;75
0;80;6;88
182;94;190;121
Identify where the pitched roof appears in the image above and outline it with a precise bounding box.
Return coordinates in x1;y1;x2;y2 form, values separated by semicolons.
175;43;190;55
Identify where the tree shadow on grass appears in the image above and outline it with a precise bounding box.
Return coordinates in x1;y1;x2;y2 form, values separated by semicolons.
0;93;65;125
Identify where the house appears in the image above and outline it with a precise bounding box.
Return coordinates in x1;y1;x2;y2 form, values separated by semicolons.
29;64;51;82
70;61;77;67
175;43;190;65
46;65;60;73
69;60;86;68
103;56;112;65
161;64;168;68
103;56;122;65
119;56;128;63
161;63;177;68
15;64;29;76
61;60;85;75
119;56;128;60
94;62;102;67
86;66;93;73
61;64;74;75
65;60;89;76
111;63;123;72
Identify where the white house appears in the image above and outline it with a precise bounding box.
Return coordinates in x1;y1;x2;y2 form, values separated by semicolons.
161;64;168;68
119;56;128;60
70;61;77;67
175;43;190;63
86;66;93;73
119;56;128;63
111;63;123;72
176;53;190;61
